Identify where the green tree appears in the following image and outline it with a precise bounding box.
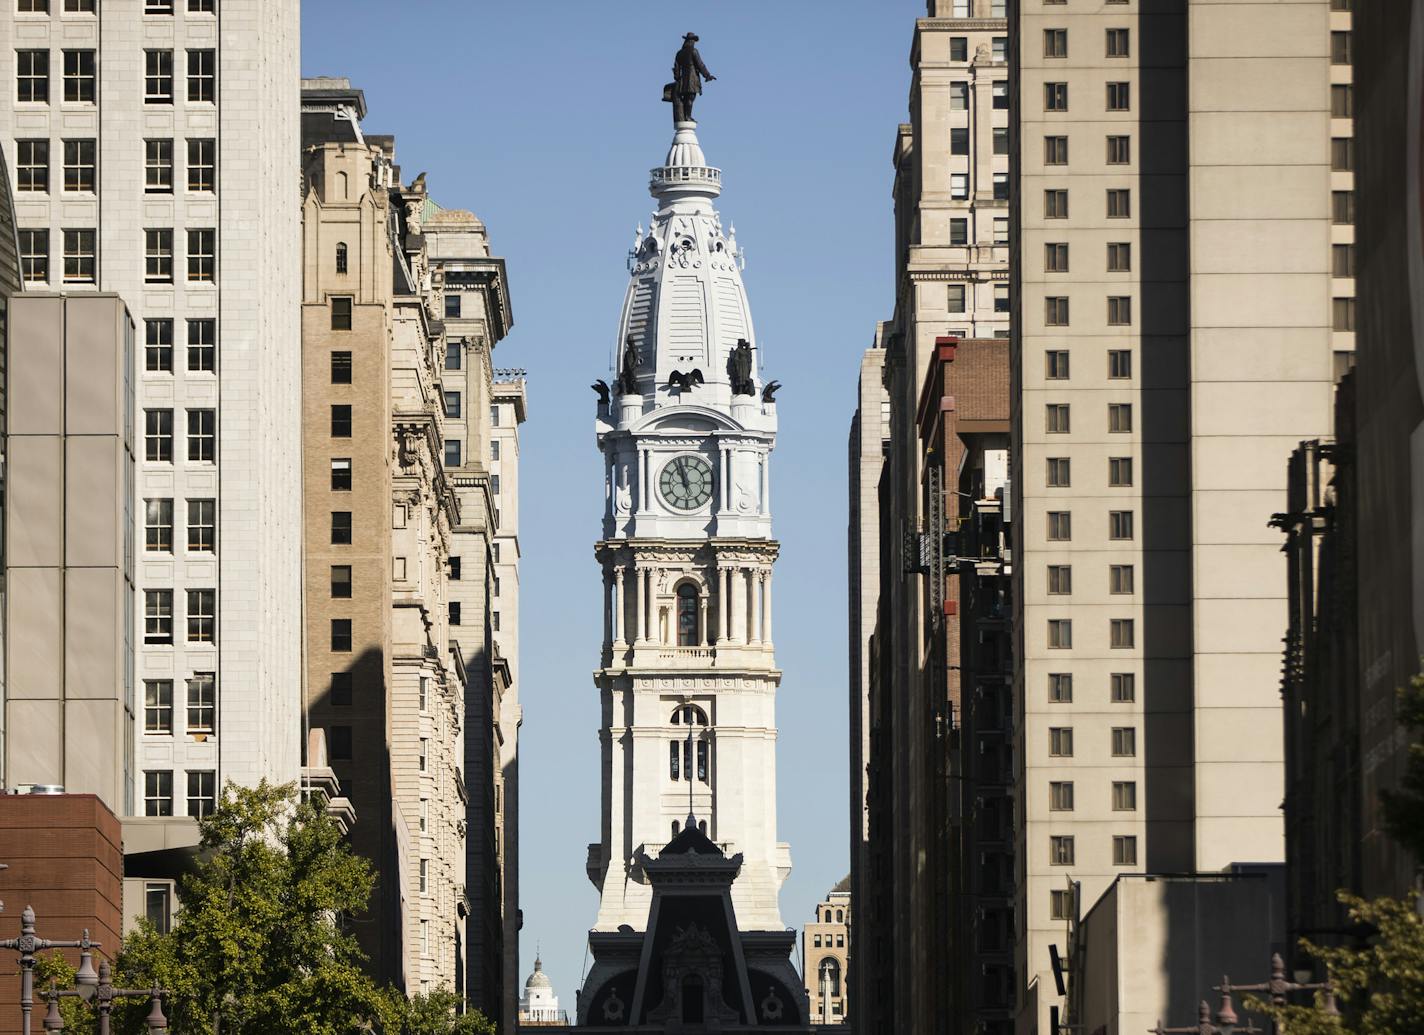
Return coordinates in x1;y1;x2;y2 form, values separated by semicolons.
1380;671;1424;859
87;780;490;1035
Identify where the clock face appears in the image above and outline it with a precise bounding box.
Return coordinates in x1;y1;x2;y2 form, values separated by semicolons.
659;454;714;511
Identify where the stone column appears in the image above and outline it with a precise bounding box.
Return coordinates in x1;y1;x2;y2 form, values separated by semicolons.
698;595;708;647
603;570;613;648
728;566;745;644
717;564;729;643
749;569;763;644
613;567;626;646
637;445;649;511
636;567;648;643
762;567;773;644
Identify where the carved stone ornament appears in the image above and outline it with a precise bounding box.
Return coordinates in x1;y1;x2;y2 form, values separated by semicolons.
760;986;784;1021
602;987;626;1023
646;922;740;1025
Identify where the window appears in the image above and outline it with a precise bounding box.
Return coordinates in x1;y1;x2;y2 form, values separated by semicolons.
992;37;1007;62
1333;243;1356;278
449;557;462;581
950;126;969;156
1106;82;1131;111
145;229;174;282
62;49;95;102
994;284;1010;312
185;673;215;734
187;229;215;281
331;351;353;384
331;405;352;437
188;0;215;11
420;919;429;957
493;611;501;631
1045;403;1070;433
1332;138;1354;172
993;171;1009;201
1045;136;1068;165
677;583;700;645
18;0;47;12
1108;296;1132;325
1046;351;1069;379
1105;136;1131;167
1048;619;1072;649
949;218;968;247
1107;242;1131;272
144;771;173;816
147;0;174;10
331;672;353;707
331;619;352;652
62;229;95;283
145;883;172;934
1048;565;1072;595
331;512;352;545
1049;673;1073;703
1332;84;1353;119
186;589;215;642
1113;782;1138;811
951;172;969;200
1109;457;1133;486
950;81;968;111
1045;297;1069;326
419;798;428;832
1333;191;1355;225
1109;350;1132;379
1047;511;1071;541
1049;782;1074;811
992;126;1009;156
1109;510;1134;540
444;440;462;468
145;590;173;644
330;726;352;760
1112;672;1136;702
1050;836;1075;866
419;858;429;894
17;50;49;103
63;139;95;192
1106;404;1133;436
1044;29;1067;58
17;140;48;192
145;499;173;552
1332;31;1351;65
335;242;348;275
1110;564;1135;594
140;139;175;193
1112;725;1137;756
443;391;462;418
331;296;353;330
1107;189;1131;218
1045;189;1068;218
449;601;462;626
187;409;216;462
950;36;968;62
187;318;216;372
419;737;429;772
145;319;173;373
1045;243;1069;272
187;49;216;102
144;680;174;734
1333;297;1356;332
145;50;173;103
187;771;217;819
330;458;352;491
1113;835;1138;866
1050;890;1073;921
992;81;1008;110
445;341;461;369
1044;83;1068;111
187;138;216;192
187;499;216;552
1046;458;1070;487
145;409;173;462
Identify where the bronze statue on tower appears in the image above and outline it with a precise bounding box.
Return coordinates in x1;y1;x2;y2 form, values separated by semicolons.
663;32;716;124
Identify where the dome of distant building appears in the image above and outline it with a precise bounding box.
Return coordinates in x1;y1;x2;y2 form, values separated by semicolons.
526;955;553;991
519;954;566;1025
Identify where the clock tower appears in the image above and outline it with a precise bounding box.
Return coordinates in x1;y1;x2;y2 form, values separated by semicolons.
587;112;790;935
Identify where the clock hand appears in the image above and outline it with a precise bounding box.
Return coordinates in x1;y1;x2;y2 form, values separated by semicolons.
679;459;690;491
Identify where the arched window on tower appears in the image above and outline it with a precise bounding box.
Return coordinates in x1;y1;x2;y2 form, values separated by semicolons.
819;958;841;1000
676;583;699;646
668;704;711;784
835;909;844;923
335;242;348;274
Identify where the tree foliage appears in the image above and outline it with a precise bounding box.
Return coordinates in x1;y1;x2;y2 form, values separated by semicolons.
1380;671;1424;860
43;780;489;1035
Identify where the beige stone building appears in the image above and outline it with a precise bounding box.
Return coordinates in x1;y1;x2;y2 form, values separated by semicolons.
800;883;850;1025
1011;3;1335;1031
301;79;463;998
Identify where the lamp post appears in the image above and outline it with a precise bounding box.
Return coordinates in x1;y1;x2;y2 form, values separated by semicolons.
0;906;100;1035
1214;952;1340;1031
40;961;169;1034
1149;990;1262;1035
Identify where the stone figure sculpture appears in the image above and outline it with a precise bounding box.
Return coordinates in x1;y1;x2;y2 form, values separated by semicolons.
761;379;782;403
591;379;610;406
664;32;715;124
728;338;756;396
616;335;640;395
666;368;705;393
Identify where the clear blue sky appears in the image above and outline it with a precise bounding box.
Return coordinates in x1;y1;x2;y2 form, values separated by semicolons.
301;0;922;1010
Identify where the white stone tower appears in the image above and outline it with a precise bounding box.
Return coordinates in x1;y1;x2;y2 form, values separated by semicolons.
588;116;791;933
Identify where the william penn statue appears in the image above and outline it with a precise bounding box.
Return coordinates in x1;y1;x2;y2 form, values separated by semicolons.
664;32;715;124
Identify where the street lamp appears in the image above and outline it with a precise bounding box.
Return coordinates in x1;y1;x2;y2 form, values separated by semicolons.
1149;994;1262;1035
40;961;168;1034
0;906;102;1035
1214;952;1340;1024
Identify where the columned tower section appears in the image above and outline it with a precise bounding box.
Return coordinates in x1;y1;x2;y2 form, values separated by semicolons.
588;119;791;934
